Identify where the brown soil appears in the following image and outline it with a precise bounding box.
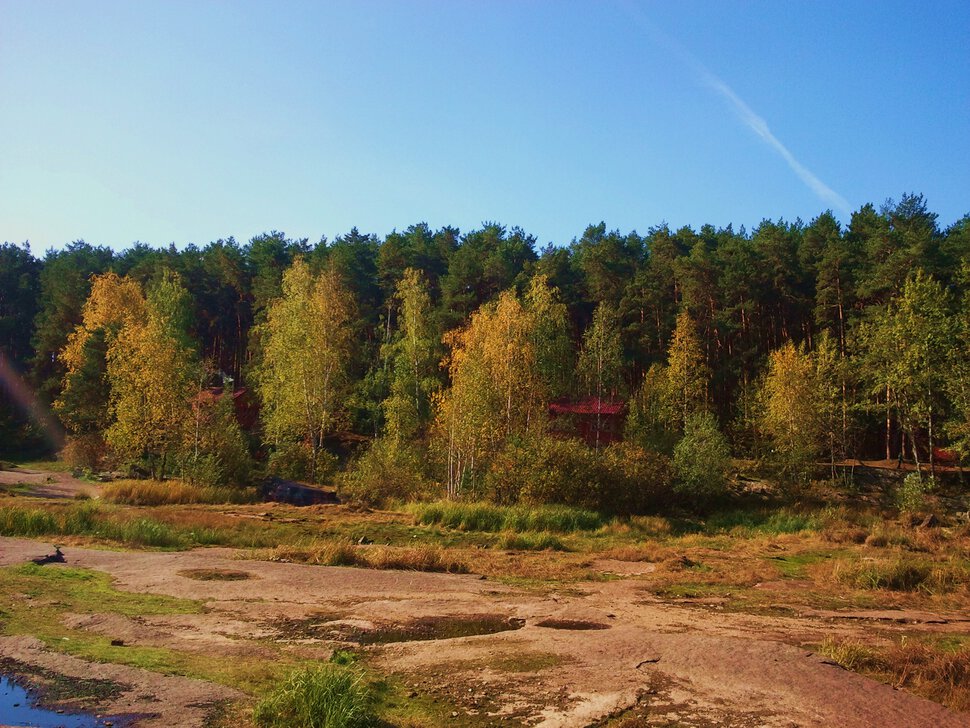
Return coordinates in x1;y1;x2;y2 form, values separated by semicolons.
0;536;967;727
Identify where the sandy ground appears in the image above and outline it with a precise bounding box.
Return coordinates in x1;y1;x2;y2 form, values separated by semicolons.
0;467;101;499
0;537;968;727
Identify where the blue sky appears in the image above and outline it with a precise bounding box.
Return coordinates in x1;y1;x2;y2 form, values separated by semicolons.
1;0;968;251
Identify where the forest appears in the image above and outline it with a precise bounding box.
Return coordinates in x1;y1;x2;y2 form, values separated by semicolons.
2;193;969;512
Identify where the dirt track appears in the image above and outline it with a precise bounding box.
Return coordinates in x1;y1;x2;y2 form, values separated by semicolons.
1;537;967;727
0;467;101;499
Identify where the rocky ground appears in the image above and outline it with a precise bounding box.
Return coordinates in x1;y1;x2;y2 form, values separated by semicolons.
1;537;967;727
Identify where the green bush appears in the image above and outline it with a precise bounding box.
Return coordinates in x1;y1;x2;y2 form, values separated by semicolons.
253;664;376;728
896;473;935;513
267;442;338;483
485;435;601;509
672;412;731;505
337;439;431;506
600;441;674;514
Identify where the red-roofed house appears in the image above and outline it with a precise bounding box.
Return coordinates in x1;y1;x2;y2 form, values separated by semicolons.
548;398;626;448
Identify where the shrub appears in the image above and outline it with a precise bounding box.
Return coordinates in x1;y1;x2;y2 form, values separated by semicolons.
485;435;601;509
672;412;731;505
896;472;935;513
60;434;106;471
600;442;674;514
337;440;431;507
253;664;376;728
267;442;314;482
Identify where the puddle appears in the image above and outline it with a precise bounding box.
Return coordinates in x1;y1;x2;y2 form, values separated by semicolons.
354;615;526;644
535;618;610;630
278;614;526;644
177;568;253;581
0;674;118;727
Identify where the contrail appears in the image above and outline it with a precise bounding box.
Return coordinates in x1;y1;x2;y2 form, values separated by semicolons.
618;2;850;215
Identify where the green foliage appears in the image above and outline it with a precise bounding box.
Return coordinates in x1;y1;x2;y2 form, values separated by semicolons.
381;268;440;447
758;341;824;485
337;439;431;506
626;363;678;454
577;302;624;404
672;412;731;504
896;473;935;513
181;390;252;486
599;441;674;514
253;664;376;728
484;435;601;508
665;310;709;430
254;260;355;480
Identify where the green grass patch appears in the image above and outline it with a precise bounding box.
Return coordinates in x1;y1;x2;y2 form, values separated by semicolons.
409;501;605;534
497;530;568;551
253;664;377;728
684;508;822;536
768;551;831;579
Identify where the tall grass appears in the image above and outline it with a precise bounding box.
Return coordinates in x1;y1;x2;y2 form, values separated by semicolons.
832;556;967;594
676;508;822;536
819;636;970;711
265;540;469;574
253;664;376;728
408;501;604;534
0;503;187;548
102;479;258;506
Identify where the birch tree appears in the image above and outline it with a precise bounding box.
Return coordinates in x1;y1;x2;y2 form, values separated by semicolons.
254;259;355;480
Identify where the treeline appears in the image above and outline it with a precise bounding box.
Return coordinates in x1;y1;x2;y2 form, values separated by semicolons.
1;194;969;509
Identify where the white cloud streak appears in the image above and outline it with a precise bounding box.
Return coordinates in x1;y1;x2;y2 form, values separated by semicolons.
619;2;850;215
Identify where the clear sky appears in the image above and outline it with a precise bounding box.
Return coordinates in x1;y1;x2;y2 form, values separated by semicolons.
2;0;968;252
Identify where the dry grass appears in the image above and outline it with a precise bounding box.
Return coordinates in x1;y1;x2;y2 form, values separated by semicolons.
830;556;968;595
819;636;970;712
103;479;257;506
261;540;469;574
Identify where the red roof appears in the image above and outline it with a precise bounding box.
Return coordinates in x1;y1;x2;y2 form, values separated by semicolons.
548;398;625;416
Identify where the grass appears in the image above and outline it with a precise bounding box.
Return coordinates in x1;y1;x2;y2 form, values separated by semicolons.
102;478;259;506
819;636;970;711
832;556;969;594
263;540;470;574
408;500;605;533
497;530;568;551
253;664;377;728
676;508;823;536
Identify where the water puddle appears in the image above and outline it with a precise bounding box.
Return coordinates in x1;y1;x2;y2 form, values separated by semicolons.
355;615;526;644
535;618;610;630
0;674;118;728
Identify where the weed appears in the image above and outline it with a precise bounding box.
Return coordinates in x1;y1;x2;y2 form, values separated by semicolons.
253;664;377;728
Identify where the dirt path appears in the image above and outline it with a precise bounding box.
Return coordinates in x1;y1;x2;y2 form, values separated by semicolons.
0;537;966;727
0;467;101;499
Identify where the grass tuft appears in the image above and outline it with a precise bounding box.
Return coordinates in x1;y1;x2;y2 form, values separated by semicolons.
253;664;376;728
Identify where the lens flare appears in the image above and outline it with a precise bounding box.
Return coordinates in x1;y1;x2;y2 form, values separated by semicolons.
0;352;65;451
